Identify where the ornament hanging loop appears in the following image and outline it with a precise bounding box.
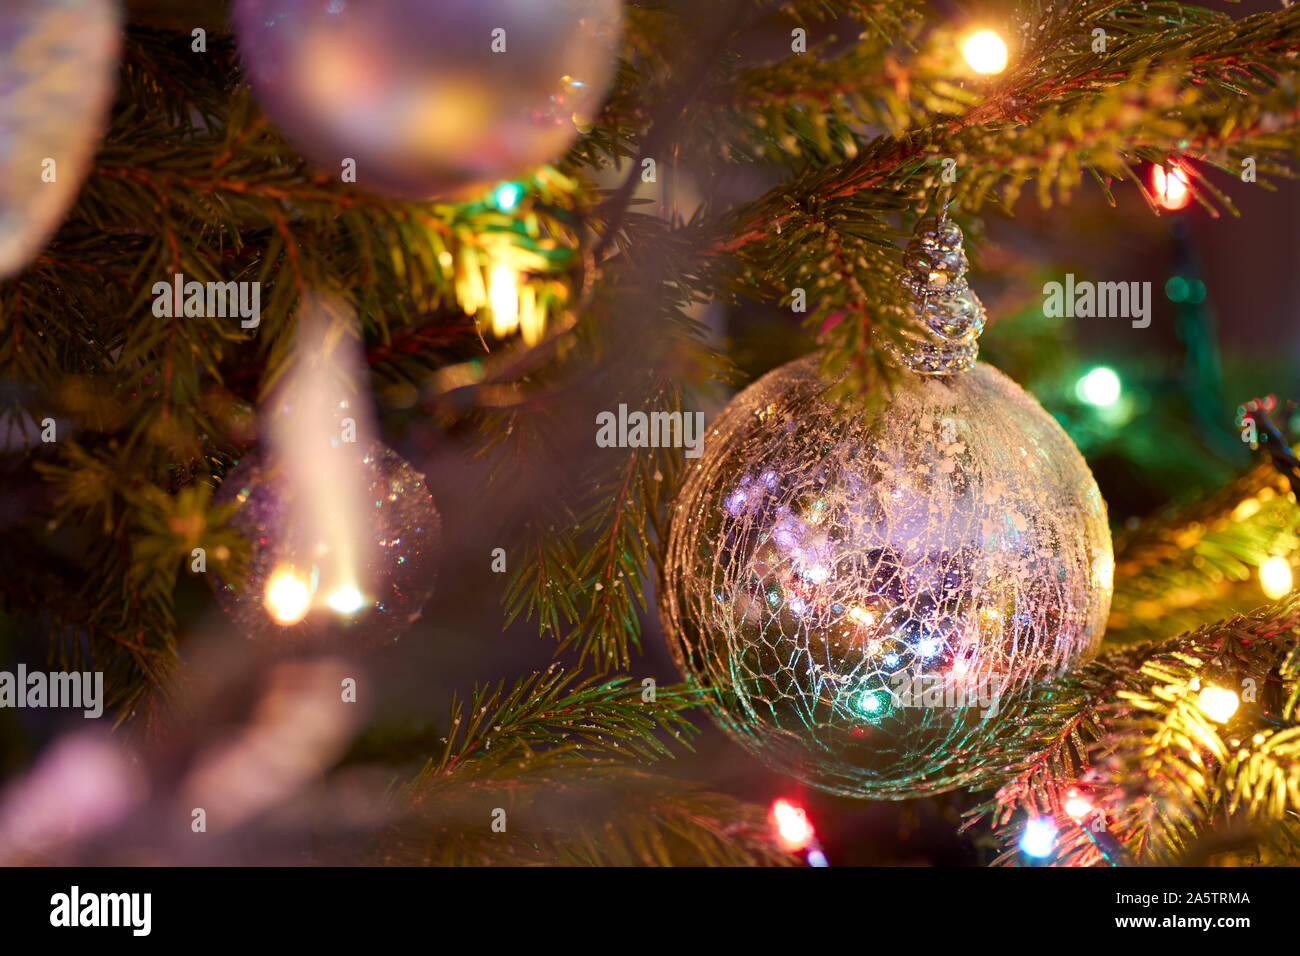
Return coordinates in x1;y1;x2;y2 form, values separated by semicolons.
876;203;987;375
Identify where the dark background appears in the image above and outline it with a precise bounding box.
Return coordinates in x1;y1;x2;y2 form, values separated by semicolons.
0;0;1295;866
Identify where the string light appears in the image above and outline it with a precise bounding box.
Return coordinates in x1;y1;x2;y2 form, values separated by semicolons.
769;798;816;852
962;29;1008;75
1076;367;1122;407
264;567;311;625
1231;497;1261;522
483;253;547;346
1152;163;1190;211
1063;787;1093;821
517;281;544;346
768;798;831;866
1019;817;1057;859
1198;685;1240;724
1064;790;1133;865
491;181;523;211
488;260;521;339
1260;556;1294;600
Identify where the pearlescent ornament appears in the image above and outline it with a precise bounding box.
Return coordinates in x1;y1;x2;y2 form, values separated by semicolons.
658;212;1113;799
0;0;122;277
212;443;441;646
233;0;623;199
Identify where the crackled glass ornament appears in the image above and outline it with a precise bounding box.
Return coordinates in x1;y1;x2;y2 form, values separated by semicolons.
0;0;121;277
659;213;1113;798
233;0;622;199
212;443;441;646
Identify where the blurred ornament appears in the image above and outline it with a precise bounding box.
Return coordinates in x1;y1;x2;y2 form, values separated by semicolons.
0;0;122;277
212;443;441;645
181;658;363;832
233;0;623;199
0;733;140;864
659;212;1113;799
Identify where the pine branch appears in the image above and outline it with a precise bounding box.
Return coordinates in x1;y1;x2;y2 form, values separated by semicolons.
1107;457;1300;646
0;27;595;681
369;667;785;864
494;213;732;672
420;668;700;776
378;765;793;866
375;665;794;866
7;28;589;442
692;1;1300;387
964;598;1300;866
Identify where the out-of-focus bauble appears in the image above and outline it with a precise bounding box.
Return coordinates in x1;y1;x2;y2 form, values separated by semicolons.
0;0;121;277
232;0;623;199
212;443;441;646
658;354;1114;798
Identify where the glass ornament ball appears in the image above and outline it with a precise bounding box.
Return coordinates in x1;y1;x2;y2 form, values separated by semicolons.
658;354;1114;798
212;443;441;646
0;0;121;277
232;0;623;199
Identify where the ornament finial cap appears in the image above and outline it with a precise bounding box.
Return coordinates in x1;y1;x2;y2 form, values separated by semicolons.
877;208;987;375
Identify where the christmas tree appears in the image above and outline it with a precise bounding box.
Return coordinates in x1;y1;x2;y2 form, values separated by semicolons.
2;0;1300;873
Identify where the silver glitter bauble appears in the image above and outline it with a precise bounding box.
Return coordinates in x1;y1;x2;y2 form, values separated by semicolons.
233;0;622;199
659;355;1114;798
0;0;121;277
212;443;441;646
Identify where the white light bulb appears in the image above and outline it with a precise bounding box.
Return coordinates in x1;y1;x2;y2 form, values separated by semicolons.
325;585;366;615
1077;367;1122;407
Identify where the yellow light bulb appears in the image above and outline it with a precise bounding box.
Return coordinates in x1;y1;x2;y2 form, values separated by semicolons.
1198;685;1239;724
488;260;520;338
1153;163;1190;211
1231;497;1261;522
963;29;1008;75
1260;556;1293;600
518;282;545;346
265;568;311;625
